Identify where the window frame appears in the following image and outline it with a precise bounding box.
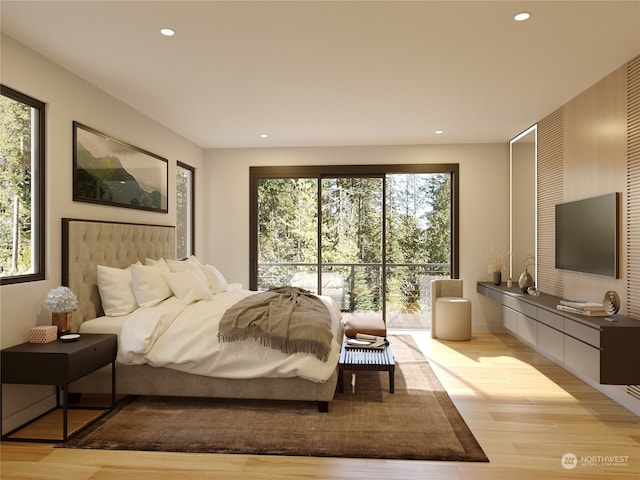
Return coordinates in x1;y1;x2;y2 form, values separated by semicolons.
176;161;195;259
249;163;460;291
0;85;46;285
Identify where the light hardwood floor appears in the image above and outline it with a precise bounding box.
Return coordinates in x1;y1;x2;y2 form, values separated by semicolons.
1;330;638;479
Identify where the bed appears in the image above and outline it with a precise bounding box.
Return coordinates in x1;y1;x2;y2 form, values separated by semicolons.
63;218;343;412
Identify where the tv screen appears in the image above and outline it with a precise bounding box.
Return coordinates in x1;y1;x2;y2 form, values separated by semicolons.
555;193;619;278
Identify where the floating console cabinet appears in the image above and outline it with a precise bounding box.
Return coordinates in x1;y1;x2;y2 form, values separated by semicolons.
477;282;640;385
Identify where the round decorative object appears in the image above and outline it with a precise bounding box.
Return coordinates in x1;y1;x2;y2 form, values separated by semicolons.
527;286;540;296
603;290;620;315
518;268;533;293
60;333;80;342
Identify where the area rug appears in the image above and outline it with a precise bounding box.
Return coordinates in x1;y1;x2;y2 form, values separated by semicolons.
58;335;488;462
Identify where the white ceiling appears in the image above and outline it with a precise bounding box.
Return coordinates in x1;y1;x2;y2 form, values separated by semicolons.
1;1;639;149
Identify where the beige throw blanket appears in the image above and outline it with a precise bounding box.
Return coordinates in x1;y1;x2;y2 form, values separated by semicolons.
217;286;334;362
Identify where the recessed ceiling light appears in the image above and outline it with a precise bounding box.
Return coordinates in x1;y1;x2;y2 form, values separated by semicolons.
160;28;175;37
514;12;530;22
260;134;269;138
435;130;444;135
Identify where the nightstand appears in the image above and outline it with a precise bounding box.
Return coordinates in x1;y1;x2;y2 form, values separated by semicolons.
1;333;117;442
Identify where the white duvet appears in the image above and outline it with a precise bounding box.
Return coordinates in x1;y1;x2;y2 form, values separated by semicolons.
80;289;343;383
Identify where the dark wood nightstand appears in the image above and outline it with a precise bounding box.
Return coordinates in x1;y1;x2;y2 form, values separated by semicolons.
1;333;117;442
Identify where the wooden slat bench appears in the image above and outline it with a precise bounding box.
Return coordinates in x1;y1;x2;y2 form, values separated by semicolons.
337;337;395;394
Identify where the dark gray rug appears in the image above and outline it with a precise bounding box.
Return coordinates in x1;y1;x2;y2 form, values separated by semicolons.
59;335;488;462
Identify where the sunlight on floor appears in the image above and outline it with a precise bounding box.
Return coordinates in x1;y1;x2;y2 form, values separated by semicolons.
396;329;583;404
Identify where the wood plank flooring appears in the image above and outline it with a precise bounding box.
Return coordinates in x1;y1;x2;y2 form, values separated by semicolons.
2;330;638;479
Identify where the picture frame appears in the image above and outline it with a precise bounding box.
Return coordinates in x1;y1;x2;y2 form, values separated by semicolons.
73;122;168;213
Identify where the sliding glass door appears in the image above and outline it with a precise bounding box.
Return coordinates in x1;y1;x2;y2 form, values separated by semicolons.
256;177;318;290
321;177;383;313
250;164;457;329
385;173;451;327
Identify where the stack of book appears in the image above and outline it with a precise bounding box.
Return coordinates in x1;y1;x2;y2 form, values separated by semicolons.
556;300;608;316
346;333;387;349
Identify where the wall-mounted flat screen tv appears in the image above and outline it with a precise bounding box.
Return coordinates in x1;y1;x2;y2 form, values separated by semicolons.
555;192;619;278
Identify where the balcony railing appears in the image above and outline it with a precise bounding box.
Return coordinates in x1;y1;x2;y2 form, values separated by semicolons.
257;262;450;314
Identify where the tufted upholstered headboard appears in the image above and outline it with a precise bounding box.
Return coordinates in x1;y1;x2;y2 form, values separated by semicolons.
62;218;176;332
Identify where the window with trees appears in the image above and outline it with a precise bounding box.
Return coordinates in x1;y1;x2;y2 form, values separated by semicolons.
0;85;45;284
176;162;194;259
250;164;458;329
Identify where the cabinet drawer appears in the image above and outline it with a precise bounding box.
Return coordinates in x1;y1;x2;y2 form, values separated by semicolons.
564;319;600;348
478;284;503;303
502;305;517;333
538;323;563;362
538;309;564;331
516;312;537;345
503;295;518;310
564;335;600;382
517;301;537;320
502;295;537;319
68;336;117;381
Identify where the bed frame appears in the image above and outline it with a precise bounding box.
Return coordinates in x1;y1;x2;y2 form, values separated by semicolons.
63;218;338;412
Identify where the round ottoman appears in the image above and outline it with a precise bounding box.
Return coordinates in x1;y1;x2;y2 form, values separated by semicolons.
434;297;471;341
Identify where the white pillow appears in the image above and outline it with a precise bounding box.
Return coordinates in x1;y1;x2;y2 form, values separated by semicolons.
187;255;202;266
144;257;171;272
199;264;228;294
164;270;213;303
168;256;201;267
131;264;173;307
167;259;209;285
96;265;138;316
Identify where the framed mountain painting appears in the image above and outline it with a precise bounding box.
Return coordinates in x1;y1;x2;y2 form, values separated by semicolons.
73;122;168;213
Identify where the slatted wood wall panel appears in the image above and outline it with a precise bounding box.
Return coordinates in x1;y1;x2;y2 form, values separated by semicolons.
627;56;640;320
537;108;564;297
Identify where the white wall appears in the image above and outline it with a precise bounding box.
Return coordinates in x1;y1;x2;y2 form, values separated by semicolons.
203;144;508;332
0;34;204;433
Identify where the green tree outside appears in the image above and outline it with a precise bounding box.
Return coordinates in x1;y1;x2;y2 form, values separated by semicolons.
0;94;32;276
257;173;451;315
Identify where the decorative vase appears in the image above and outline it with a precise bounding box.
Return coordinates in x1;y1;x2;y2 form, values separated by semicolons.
492;271;502;285
52;311;71;336
518;268;533;293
